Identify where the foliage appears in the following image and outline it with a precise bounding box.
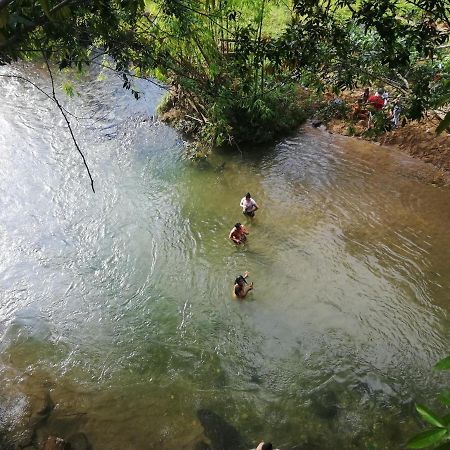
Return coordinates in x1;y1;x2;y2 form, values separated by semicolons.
314;98;350;123
276;0;449;129
201;81;307;146
436;80;450;134
407;355;450;449
363;110;392;138
0;0;449;148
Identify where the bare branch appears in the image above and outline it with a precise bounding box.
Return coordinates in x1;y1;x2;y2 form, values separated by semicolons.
90;60;169;91
0;72;102;120
43;55;95;193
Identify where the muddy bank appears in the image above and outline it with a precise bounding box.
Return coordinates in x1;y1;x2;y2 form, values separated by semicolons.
160;88;450;185
326;116;450;187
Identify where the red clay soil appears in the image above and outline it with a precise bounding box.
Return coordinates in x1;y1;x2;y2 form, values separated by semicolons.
379;118;450;171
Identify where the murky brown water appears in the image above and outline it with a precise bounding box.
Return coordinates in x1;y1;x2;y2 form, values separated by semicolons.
0;64;449;450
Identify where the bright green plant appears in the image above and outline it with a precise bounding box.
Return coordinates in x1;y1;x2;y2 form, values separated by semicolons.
407;355;450;449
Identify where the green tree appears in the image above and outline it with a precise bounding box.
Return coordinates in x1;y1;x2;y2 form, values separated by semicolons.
0;0;449;155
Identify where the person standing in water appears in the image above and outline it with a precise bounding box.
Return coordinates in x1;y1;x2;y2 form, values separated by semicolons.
240;192;259;217
229;223;248;245
233;271;253;298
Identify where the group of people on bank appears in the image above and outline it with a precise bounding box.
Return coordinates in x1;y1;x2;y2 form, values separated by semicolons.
229;192;259;298
352;87;401;129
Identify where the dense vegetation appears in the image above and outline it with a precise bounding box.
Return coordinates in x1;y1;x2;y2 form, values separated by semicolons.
0;0;449;152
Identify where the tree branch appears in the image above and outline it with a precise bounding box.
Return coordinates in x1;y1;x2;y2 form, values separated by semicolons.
0;0;81;51
43;55;95;193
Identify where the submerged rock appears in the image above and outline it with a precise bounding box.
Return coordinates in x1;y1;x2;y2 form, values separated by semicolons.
0;431;15;450
41;436;67;450
67;432;91;450
195;441;212;450
197;409;246;450
29;391;54;428
310;390;339;420
214;162;226;173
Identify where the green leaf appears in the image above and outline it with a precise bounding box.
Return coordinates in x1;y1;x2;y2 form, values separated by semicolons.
416;404;445;428
438;391;450;407
407;428;448;448
435;356;450;370
38;0;51;19
54;5;71;20
436;112;450;135
62;82;74;98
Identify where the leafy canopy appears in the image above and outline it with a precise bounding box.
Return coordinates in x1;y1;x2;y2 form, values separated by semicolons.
0;0;449;146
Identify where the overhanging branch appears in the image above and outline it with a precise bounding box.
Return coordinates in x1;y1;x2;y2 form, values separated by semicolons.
43;55;95;192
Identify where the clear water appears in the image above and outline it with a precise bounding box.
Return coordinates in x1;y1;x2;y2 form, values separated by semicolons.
0;64;449;450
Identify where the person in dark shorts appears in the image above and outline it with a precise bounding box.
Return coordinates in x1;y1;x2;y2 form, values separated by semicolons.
240;192;259;217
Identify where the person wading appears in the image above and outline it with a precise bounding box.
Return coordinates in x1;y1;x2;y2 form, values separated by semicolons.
233;271;253;298
229;223;249;245
240;192;259;217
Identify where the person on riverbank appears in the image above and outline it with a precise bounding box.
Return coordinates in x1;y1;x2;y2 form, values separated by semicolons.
352;98;368;121
256;441;279;450
240;192;259;217
367;88;385;112
233;271;253;298
229;223;248;245
362;87;370;103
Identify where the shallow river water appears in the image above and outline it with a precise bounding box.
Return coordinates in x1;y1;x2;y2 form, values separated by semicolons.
0;65;449;450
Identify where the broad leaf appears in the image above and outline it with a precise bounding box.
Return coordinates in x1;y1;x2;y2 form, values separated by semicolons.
416;404;445;428
435;356;450;370
38;0;51;19
439;391;450;407
407;428;448;449
436;112;450;135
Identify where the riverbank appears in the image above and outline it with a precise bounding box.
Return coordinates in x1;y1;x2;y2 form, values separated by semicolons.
158;87;450;185
325;114;450;187
306;86;450;186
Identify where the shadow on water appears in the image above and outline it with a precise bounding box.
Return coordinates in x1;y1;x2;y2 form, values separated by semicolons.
310;389;339;420
196;409;249;450
215;136;285;167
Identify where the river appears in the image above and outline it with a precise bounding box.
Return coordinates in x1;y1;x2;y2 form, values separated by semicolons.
0;64;449;450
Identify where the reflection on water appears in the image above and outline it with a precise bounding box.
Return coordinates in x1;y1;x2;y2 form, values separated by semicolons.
0;64;449;449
